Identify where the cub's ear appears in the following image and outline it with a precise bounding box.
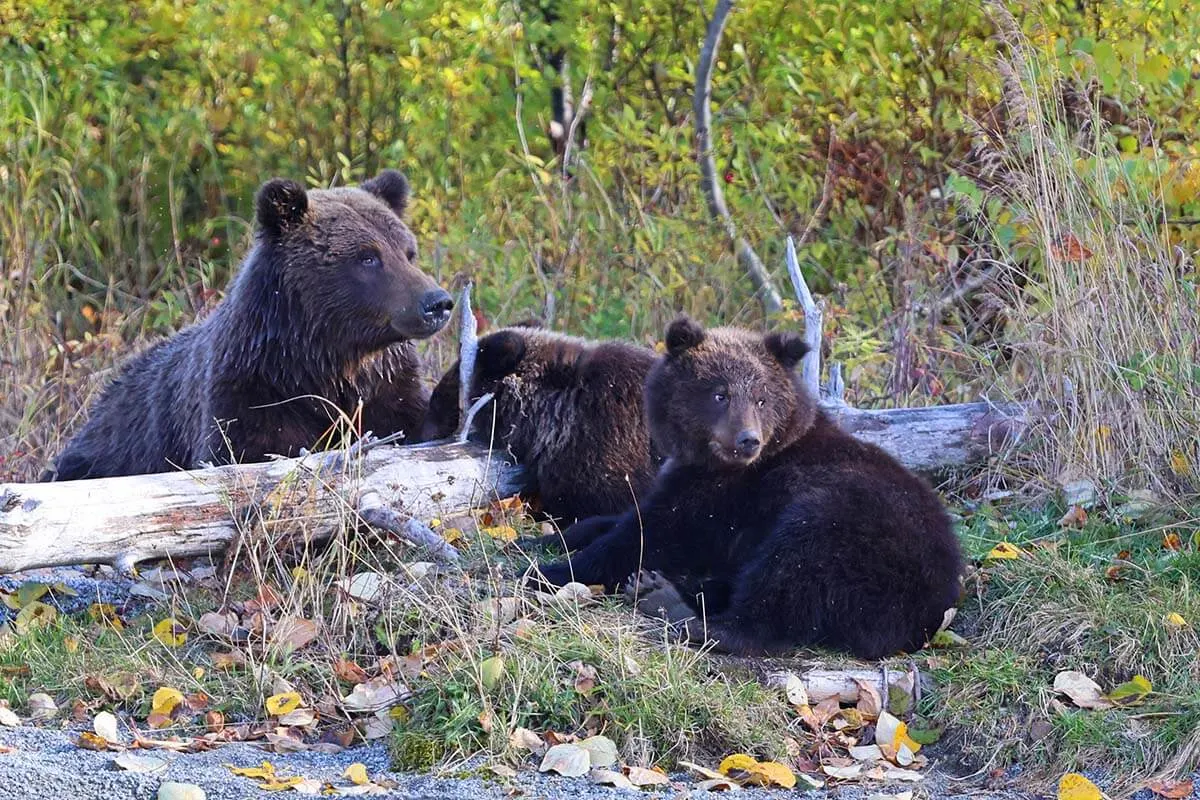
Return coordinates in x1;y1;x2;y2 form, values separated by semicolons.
477;330;528;381
362;169;410;217
256;178;309;236
665;315;705;356
764;331;810;370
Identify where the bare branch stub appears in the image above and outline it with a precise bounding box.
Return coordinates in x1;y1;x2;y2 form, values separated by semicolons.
694;0;783;314
456;281;479;441
785;236;823;398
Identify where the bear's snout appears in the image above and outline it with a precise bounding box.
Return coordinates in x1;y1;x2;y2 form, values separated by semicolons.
420;289;454;328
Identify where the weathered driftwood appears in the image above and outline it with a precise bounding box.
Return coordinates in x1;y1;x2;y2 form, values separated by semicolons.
0;442;525;575
822;399;1028;474
0;400;1027;574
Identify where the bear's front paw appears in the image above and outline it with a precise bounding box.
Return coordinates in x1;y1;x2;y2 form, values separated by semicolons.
624;570;695;625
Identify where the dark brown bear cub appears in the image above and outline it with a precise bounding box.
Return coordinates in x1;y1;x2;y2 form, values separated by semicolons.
534;316;963;660
421;326;663;527
46;170;453;481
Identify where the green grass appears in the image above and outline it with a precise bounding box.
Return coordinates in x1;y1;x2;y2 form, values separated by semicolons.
925;501;1200;788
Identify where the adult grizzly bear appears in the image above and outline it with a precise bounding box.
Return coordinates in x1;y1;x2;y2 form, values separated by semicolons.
533;316;963;660
45;171;453;481
421;325;663;527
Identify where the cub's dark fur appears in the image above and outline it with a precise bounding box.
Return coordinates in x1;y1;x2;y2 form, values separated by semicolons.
535;316;964;659
421;326;663;525
46;170;453;481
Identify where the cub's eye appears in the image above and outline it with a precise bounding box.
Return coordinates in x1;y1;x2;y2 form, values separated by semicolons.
757;399;765;408
359;252;381;268
405;248;418;262
713;392;728;404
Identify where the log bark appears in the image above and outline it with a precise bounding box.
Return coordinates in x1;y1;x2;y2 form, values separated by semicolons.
0;402;1029;574
0;442;525;574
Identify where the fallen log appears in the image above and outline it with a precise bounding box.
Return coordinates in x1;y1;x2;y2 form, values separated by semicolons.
0;441;525;575
0;400;1029;575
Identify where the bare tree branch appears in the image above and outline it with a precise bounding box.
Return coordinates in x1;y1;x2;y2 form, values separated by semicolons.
694;0;783;314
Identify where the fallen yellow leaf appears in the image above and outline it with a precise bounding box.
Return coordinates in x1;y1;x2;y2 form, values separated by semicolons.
986;542;1023;560
717;753;760;776
1058;772;1103;800
1165;612;1189;631
226;761;276;779
258;776;305;791
151;687;184;717
265;692;302;716
343;763;370;785
482;525;518;543
749;761;797;788
152;618;187;648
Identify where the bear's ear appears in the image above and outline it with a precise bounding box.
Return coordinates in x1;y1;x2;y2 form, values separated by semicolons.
477;330;528;381
256;178;309;236
665;315;705;356
763;331;810;370
362;170;410;217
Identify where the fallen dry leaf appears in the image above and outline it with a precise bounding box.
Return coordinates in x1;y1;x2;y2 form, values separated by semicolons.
589;768;634;789
1059;505;1088;528
576;735;618;768
1165;612;1189;631
152;618;188;648
265;692;303;716
822;763;864;780
1058;772;1103;800
27;693;58;720
333;658;370;685
695;777;741;791
1049;233;1094;262
854;679;883;720
93;711;121;744
985;542;1023;560
338;573;384;603
77;731;110;751
197;611;239;638
1054;671;1113;710
157;782;206;800
342;678;407;713
1146;778;1193;799
509;727;546;755
344;762;370;785
270;617;319;652
625;766;670;787
539;743;590;777
113;752;168;773
0;707;19;727
570;661;598;695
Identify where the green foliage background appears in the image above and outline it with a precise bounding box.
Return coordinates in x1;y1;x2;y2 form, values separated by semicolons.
2;0;1200;478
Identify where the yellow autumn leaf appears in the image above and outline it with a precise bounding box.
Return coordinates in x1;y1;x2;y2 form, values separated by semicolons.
14;601;57;634
265;692;302;716
152;618;187;647
442;527;464;545
226;761;276;779
193;667;206;680
749;761;797;788
482;525;518;543
1058;772;1103;800
986;542;1023;560
718;753;760;775
1105;674;1152;706
1165;612;1189;630
258;776;305;791
343;763;370;785
1169;450;1191;476
63;636;79;654
151;687;184;716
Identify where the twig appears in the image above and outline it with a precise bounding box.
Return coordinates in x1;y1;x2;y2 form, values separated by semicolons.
795;123;843;248
561;70;594;179
694;0;783;314
457;392;496;445
356;490;459;564
785;236;822;398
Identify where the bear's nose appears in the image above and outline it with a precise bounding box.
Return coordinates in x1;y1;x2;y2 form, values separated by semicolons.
736;431;761;452
420;289;454;325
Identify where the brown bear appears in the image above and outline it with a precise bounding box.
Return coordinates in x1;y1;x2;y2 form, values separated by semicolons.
44;170;453;481
420;325;664;527
533;316;964;660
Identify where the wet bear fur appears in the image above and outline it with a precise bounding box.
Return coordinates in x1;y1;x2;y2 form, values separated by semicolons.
421;325;664;527
45;170;453;481
534;316;964;660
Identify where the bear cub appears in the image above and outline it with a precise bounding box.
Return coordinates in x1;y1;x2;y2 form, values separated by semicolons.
421;325;664;528
46;170;453;480
534;316;964;660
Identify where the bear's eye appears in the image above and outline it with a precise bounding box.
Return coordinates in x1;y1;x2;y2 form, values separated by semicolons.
713;392;728;405
359;252;382;268
757;398;765;408
405;247;418;262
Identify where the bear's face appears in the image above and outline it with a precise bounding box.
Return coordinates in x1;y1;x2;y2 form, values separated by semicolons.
255;170;453;347
646;316;814;469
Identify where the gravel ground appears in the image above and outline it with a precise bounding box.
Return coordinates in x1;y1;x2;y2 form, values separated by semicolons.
0;723;1041;800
